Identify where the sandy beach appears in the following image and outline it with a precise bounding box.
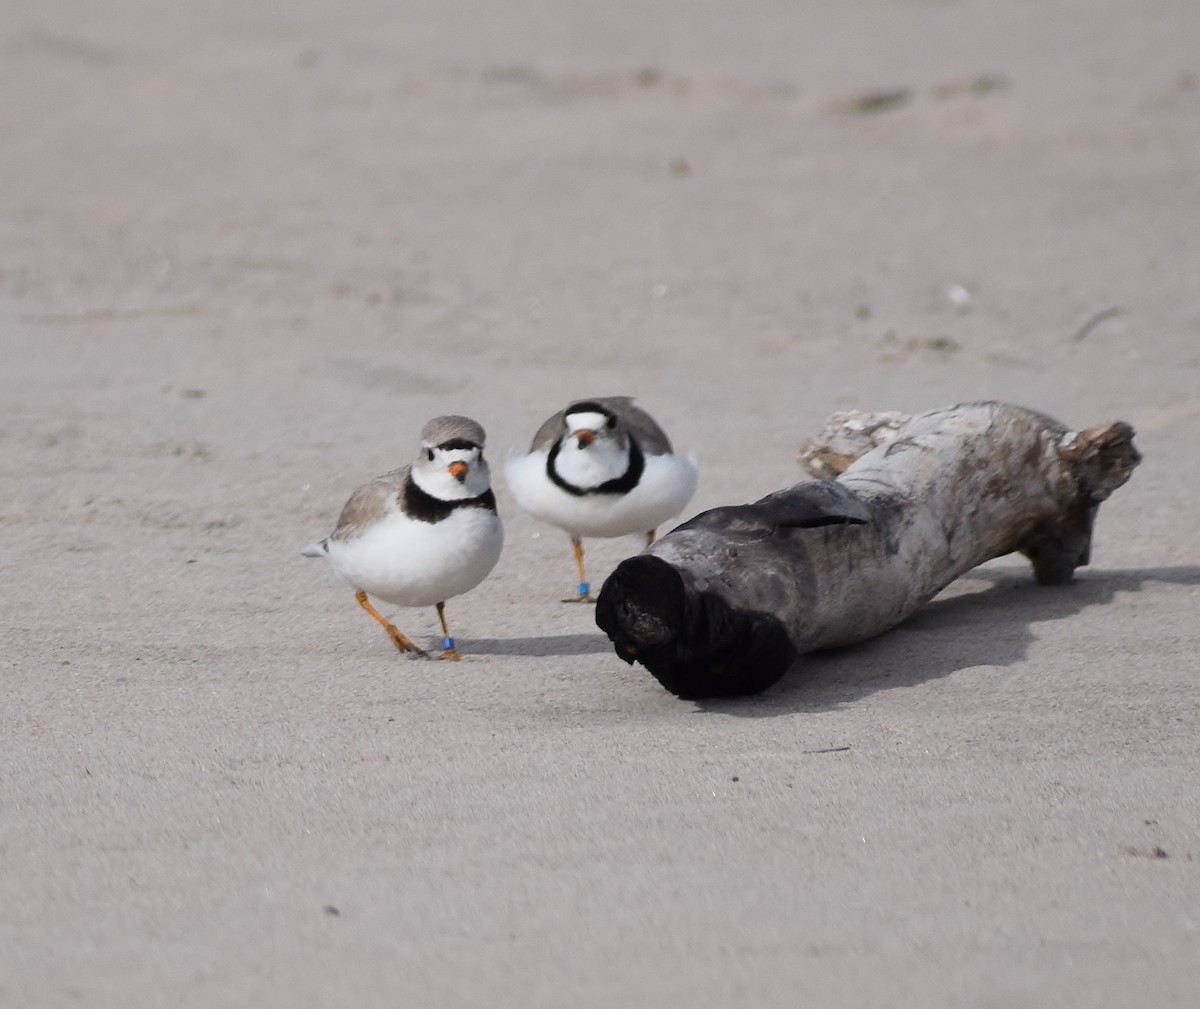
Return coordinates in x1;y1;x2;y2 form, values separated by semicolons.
4;1;1199;1004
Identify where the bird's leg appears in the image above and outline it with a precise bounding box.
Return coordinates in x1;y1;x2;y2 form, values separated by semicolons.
355;590;428;657
435;601;461;660
564;535;592;603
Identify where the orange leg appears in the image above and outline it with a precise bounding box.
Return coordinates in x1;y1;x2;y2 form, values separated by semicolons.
564;535;592;602
355;590;427;657
435;601;461;661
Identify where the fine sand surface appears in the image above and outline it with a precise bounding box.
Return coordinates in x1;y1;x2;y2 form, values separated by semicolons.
4;1;1199;1005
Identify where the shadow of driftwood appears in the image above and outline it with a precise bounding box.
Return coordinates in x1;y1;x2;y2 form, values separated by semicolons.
465;633;613;658
693;564;1200;717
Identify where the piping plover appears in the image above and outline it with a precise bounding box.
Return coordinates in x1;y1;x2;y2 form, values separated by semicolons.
505;397;698;600
302;416;503;659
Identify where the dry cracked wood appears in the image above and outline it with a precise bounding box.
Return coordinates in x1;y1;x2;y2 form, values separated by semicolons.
595;402;1141;699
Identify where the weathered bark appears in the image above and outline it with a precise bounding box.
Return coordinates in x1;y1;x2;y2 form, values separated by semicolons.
595;402;1140;699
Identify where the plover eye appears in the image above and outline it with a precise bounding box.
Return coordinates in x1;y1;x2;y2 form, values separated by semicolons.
426;448;434;462
606;416;617;429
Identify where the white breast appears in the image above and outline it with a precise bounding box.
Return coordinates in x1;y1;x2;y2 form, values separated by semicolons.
552;432;628;488
505;450;698;538
325;506;503;607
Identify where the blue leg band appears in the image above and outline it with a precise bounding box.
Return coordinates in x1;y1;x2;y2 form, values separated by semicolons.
442;637;455;650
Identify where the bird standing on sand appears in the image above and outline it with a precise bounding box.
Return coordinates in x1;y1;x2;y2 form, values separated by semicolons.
301;416;503;659
505;397;698;600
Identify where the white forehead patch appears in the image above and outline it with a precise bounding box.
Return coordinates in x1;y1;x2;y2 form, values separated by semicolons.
432;445;479;462
565;411;610;433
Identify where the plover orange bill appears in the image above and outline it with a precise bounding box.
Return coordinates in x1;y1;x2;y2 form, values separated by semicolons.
505;397;697;601
302;416;503;659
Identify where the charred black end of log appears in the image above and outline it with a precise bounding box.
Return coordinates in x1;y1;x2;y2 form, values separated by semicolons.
595;555;797;699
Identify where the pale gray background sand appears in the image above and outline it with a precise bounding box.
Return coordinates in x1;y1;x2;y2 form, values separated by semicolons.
3;1;1199;1005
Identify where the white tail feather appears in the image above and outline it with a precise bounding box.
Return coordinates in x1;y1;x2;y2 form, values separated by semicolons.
300;539;328;558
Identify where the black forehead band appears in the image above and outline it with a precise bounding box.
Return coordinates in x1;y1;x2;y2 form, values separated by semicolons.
566;401;616;421
436;438;481;451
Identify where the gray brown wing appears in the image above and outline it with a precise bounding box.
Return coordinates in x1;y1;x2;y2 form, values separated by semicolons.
597;396;674;455
330;466;407;542
528;409;569;452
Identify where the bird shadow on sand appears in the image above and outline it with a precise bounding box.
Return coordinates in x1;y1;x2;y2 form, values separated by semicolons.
464;633;613;657
694;564;1200;718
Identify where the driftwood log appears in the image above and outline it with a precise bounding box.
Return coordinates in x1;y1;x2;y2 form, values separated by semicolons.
595;402;1140;699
